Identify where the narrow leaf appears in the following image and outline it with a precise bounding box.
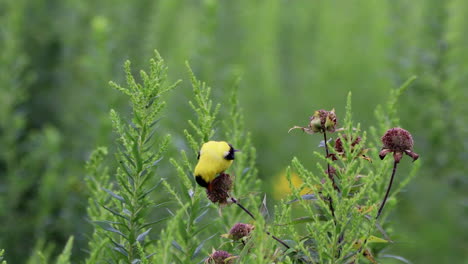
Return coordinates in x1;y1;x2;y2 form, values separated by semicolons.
192;233;217;259
113;247;128;257
171;241;184;253
136;228;152;243
103;226;128;239
381;255;413;264
102;188;126;203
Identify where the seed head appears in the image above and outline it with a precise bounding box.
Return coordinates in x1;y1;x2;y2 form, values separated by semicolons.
379;127;419;163
206;173;233;204
206;250;235;264
334;135;361;153
289;109;337;134
332;134;371;162
381;127;413;152
228;223;254;241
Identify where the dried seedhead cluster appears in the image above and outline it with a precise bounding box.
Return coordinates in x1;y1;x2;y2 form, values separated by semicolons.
206;172;233;204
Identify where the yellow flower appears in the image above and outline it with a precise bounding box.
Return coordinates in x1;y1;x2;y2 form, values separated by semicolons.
272;170;312;200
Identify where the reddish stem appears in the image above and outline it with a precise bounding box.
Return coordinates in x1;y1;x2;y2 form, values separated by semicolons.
376;160;398;219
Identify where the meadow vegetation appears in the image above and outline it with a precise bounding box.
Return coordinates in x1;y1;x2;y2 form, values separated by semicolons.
1;1;467;263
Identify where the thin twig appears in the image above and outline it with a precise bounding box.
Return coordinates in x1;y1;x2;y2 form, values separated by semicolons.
376;160;398;219
230;197;256;220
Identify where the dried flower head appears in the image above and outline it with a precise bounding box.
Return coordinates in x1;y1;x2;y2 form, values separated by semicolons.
206;173;233;204
289;109;337;134
206;250;235;264
334;134;361;153
227;223;254;241
379;128;419;163
332;134;371;162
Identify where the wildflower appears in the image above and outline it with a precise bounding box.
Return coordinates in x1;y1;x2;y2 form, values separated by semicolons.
379;127;419;163
376;127;419;219
206;250;235;264
225;223;254;241
206;173;233;204
289;109;337;134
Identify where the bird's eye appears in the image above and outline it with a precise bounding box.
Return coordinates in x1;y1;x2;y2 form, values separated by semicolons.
225;145;235;160
197;151;200;160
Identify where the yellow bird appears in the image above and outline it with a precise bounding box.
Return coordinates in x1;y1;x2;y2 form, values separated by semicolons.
194;141;237;190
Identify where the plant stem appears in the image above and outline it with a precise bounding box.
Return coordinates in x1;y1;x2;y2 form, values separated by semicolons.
230;197;290;249
322;131;338;227
230;197;255;220
376;160;398;219
323;131;339;192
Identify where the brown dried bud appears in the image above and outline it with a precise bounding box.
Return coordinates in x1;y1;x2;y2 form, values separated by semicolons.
228;223;254;241
379;127;419;163
206;173;233;204
381;127;414;152
289;109;337;134
206;250;235;264
334;134;361;153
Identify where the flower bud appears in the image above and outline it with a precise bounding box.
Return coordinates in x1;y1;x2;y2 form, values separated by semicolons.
289;109;337;134
311;109;337;133
207;250;235;264
334;134;361;153
228;223;254;241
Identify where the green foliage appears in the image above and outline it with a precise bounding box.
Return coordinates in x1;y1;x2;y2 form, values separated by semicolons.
155;63;222;263
84;51;179;263
1;1;466;263
280;90;420;263
84;147;114;263
24;236;73;264
55;237;74;264
0;249;6;264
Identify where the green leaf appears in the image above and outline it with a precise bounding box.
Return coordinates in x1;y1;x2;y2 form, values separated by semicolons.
55;236;74;264
191;233;217;260
138;179;164;201
136;228;152;243
101;205;129;221
103;226;128;239
171;241;184;253
381;255;413;264
102;188;126;203
139;217;170;231
132;142;143;171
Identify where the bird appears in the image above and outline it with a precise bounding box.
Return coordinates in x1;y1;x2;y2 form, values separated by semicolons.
194;141;238;190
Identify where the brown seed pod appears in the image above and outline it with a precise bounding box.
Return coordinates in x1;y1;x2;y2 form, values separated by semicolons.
206;250;235;264
228;223;254;241
206;173;233;204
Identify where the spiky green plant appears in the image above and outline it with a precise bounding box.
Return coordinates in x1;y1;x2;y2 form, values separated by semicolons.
84;51;179;263
153;63;225;263
279;80;420;263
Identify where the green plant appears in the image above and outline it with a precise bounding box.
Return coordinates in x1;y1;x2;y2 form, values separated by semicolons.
0;249;7;264
280;84;420;263
84;51;179;263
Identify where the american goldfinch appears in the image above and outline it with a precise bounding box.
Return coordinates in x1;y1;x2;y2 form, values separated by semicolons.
194;141;237;190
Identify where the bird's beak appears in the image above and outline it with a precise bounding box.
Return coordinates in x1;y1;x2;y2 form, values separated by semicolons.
234;149;240;152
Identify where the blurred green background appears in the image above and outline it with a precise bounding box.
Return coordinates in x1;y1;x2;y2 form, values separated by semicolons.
1;0;467;263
